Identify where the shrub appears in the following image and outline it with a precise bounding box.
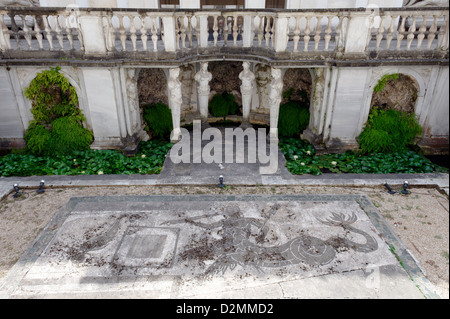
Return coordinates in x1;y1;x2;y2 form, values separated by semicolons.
209;92;239;120
24;123;51;155
278;101;310;138
24;66;80;125
45;117;94;155
358;108;422;154
143;102;173;138
23;67;93;156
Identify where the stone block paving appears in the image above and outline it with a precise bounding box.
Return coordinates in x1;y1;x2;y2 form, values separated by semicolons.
0;194;436;299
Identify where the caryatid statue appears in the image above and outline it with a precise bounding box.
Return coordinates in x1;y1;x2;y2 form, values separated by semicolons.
168;67;182;142
269;67;283;140
239;61;255;126
194;62;212;122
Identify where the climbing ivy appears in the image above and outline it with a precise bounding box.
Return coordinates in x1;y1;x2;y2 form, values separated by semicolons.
23;67;93;155
24;66;82;124
373;73;399;93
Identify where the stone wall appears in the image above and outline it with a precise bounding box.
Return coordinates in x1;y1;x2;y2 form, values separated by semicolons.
370;74;419;114
137;68;168;107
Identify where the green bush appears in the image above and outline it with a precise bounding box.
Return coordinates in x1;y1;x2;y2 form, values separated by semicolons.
25;117;93;156
278;101;310;138
23;67;93;156
143;102;173;138
24;123;52;155
209;92;239;120
358;108;422;154
45;117;94;155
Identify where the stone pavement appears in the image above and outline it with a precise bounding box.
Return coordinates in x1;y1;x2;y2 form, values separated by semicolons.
0;191;446;299
0;136;448;299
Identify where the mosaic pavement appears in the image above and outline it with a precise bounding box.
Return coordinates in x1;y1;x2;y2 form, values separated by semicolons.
0;195;429;298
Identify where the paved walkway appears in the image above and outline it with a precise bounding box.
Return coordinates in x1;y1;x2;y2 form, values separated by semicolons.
0;137;448;299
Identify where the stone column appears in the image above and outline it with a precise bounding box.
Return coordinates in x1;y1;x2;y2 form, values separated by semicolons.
303;67;327;148
125;68;148;142
268;67;283;140
239;61;255;127
194;62;212;123
168;67;182;142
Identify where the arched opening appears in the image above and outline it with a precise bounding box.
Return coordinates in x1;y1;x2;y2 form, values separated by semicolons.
370;73;419;114
138;68;168;107
278;68;313;138
23;67;93;155
207;61;244;125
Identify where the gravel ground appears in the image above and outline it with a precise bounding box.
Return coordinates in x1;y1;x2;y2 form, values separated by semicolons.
0;184;448;299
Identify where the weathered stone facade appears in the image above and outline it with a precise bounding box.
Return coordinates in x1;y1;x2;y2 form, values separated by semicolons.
0;2;448;154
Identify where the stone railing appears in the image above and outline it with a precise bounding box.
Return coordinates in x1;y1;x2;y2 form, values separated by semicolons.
0;6;448;60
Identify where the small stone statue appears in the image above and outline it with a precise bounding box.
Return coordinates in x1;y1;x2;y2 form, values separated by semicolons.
239;62;255;126
168;67;182;142
194;62;212;121
126;69;140;136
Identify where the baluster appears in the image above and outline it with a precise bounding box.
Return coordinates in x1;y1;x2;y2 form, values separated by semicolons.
224;16;230;46
427;15;438;50
376;15;386;51
324;16;332;51
416;14;427;49
140;14;148;51
150;17;158;52
130;16;137;51
406;15;417;50
264;15;271;48
21;15;32;49
180;16;187;49
437;14;448;50
335;14;344;51
0;14;11;50
238;16;244;46
33;16;43;50
293;16;300;52
314;15;322;51
10;15;21;49
194;16;200;47
119;15;127;51
256;15;264;47
304;16;311;52
271;17;275;48
385;14;395;50
232;15;238;46
213;15;218;47
175;16;180;49
187;15;193;48
42;15;54;50
64;14;74;50
54;16;64;50
396;15;406;50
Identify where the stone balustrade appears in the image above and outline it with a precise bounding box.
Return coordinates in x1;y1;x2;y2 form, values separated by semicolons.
0;6;448;61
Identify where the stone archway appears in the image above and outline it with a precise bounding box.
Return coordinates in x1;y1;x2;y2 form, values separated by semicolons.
282;68;312;105
370;73;419;114
209;61;243;99
137;68;168;107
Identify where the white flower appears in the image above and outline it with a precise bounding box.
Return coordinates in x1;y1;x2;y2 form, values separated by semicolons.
293;155;298;160
300;162;305;166
73;159;77;162
331;161;337;166
98;171;104;175
306;151;311;155
141;154;146;158
81;171;85;174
